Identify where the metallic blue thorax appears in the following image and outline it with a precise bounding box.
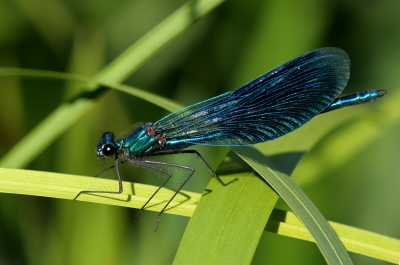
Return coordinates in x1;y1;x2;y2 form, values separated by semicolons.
117;123;193;156
117;124;161;156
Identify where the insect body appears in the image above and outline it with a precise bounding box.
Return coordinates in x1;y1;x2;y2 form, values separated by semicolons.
76;48;386;231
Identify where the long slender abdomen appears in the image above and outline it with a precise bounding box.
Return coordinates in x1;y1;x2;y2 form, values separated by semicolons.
321;89;386;113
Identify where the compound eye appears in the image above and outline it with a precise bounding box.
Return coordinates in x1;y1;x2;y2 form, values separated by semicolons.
102;144;115;157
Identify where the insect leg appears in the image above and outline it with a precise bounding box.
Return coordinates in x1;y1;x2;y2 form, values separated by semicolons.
73;156;123;200
147;150;229;186
126;156;195;231
95;160;128;177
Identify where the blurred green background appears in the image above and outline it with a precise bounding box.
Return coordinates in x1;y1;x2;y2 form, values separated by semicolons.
0;0;399;264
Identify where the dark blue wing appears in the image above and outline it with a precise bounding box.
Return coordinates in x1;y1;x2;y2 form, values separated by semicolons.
155;47;350;146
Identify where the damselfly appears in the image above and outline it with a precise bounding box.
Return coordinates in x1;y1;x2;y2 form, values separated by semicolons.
75;48;386;231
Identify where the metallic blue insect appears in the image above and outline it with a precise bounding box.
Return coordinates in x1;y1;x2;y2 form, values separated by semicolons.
75;47;386;231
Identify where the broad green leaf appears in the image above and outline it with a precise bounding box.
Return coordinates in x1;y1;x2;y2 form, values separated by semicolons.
174;173;278;265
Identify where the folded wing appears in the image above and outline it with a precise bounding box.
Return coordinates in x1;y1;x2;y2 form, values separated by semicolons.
155;48;350;146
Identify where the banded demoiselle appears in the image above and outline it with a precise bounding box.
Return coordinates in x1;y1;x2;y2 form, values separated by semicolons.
75;47;386;231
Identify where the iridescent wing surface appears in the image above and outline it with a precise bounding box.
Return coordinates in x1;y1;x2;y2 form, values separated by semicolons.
155;48;350;146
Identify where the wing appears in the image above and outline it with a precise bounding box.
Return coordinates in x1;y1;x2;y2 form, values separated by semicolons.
155;47;350;146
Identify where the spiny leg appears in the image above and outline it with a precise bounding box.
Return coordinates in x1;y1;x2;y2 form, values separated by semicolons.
95;160;127;178
124;156;173;225
126;154;196;231
140;160;195;231
73;157;123;200
147;149;230;186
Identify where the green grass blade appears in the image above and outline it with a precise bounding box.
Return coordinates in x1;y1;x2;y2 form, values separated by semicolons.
2;167;398;263
266;209;400;264
0;68;184;112
93;0;226;83
0;167;198;217
233;146;353;265
0;0;224;168
174;173;278;265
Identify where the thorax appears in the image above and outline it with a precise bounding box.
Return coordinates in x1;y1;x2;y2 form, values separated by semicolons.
118;123;166;156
